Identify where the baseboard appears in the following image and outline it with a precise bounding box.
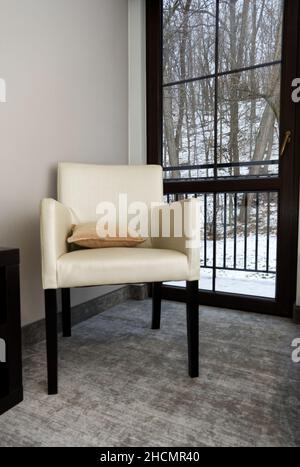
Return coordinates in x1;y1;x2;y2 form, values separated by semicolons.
129;283;150;300
22;284;149;347
293;304;300;324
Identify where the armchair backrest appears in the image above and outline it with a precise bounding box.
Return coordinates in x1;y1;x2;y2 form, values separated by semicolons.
58;163;164;223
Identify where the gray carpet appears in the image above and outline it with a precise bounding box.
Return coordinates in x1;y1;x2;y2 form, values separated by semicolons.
0;299;300;447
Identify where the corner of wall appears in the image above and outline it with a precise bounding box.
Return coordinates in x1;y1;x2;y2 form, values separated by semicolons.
128;0;147;166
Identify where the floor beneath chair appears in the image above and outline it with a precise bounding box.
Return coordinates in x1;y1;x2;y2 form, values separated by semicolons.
0;299;300;447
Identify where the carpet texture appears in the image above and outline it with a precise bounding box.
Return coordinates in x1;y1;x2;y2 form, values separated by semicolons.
0;299;299;447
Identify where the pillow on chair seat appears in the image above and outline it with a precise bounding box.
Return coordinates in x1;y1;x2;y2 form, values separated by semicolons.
67;222;147;249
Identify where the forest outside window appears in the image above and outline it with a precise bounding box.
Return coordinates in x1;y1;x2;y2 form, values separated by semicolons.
162;0;283;180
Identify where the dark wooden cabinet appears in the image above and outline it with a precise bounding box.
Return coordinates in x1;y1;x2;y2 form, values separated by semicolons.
0;248;23;415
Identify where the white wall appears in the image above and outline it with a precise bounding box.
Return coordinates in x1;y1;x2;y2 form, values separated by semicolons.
0;0;128;325
128;0;147;165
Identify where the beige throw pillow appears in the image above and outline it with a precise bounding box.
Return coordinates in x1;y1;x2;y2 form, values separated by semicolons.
67;222;147;249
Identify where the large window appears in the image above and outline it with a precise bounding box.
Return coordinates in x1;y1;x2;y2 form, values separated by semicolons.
147;0;300;317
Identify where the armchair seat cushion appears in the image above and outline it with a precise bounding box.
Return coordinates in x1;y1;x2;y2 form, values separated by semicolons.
56;247;189;288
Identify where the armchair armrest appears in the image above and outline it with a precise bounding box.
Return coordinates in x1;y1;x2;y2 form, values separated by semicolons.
151;198;200;281
40;199;73;289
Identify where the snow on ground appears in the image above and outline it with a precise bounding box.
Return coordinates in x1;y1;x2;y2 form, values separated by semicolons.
167;234;277;298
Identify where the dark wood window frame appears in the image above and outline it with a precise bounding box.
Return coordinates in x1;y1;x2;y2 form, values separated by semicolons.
146;0;300;317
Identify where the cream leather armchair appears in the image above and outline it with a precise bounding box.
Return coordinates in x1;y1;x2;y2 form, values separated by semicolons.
41;163;200;395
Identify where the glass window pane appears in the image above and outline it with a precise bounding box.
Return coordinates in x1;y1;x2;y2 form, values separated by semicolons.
217;65;280;178
163;191;277;298
215;192;278;298
163;79;215;180
200;193;214;291
164;193;213;291
161;2;282;300
163;0;216;84
218;0;284;73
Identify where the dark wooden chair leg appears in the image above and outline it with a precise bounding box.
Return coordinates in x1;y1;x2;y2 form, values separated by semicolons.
152;282;162;329
61;288;71;337
186;281;199;378
45;290;58;395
